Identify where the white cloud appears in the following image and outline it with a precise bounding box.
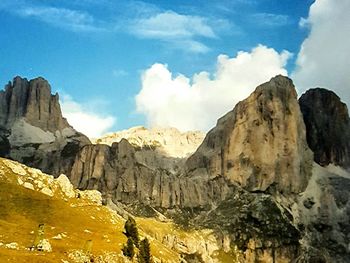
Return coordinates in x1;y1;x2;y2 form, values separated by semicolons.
16;6;103;32
250;13;290;27
292;0;350;105
130;11;220;53
0;0;104;32
136;45;291;131
60;95;116;138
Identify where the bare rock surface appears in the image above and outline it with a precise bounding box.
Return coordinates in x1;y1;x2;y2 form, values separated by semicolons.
0;76;90;176
1;75;350;262
186;75;313;194
299;88;350;169
0;76;69;131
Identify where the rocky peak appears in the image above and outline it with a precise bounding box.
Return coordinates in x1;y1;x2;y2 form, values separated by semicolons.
0;76;90;177
0;76;69;132
186;75;313;194
299;88;350;169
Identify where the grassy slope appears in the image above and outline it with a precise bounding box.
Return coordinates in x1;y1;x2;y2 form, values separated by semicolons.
0;158;235;262
0;158;179;262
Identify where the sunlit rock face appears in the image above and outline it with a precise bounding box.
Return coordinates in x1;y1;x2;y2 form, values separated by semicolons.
0;76;90;176
299;88;350;169
186;75;313;194
71;76;314;208
2;75;350;262
93;126;205;158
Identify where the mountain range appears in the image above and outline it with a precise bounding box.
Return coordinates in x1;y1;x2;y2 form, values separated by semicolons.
0;75;349;262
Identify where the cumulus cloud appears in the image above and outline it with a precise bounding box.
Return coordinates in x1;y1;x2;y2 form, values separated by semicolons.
136;45;291;131
130;11;221;53
60;95;116;138
292;0;350;105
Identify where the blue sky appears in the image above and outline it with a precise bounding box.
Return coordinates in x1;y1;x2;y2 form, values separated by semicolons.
1;0;349;137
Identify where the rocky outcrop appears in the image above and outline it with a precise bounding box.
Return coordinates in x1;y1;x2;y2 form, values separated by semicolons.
0;76;90;176
299;88;350;169
186;75;313;194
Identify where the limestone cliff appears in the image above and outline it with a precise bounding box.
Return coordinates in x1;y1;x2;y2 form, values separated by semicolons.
0;76;69;131
70;139;231;208
186;75;313;194
0;76;90;176
299;88;350;169
69;76;316;262
72;76;313;208
2;75;350;262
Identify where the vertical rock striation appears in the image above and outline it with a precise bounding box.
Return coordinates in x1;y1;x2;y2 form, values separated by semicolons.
0;76;90;176
186;75;313;194
0;76;69;131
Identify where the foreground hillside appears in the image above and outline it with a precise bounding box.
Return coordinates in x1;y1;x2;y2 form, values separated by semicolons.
0;157;233;262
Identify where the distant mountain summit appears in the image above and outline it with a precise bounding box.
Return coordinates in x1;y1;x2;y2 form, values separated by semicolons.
93;126;205;159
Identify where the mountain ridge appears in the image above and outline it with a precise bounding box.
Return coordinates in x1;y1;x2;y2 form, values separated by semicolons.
0;75;350;262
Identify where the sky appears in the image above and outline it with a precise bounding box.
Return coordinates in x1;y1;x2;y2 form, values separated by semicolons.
0;0;349;137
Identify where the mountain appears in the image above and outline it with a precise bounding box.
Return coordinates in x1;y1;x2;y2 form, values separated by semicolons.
186;75;313;194
93;126;205;159
0;76;90;176
93;126;205;172
299;88;350;168
0;75;350;262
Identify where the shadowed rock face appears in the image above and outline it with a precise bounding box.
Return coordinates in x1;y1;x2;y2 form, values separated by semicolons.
299;88;350;169
0;76;69;131
0;76;90;176
70;139;231;209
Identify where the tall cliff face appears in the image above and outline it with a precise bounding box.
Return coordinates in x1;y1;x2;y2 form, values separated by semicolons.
71;76;313;209
0;76;69;131
186;75;313;194
70;139;231;209
0;76;90;176
299;88;350;169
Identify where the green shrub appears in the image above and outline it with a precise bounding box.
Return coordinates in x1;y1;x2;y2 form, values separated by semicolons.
122;237;135;259
138;238;152;263
124;217;139;247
